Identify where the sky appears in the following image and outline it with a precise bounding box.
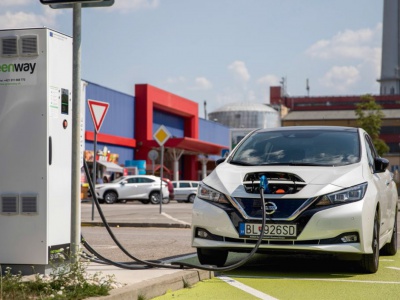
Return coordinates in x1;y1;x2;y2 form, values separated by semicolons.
0;0;385;118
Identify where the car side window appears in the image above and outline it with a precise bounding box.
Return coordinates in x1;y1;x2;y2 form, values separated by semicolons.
181;182;190;188
137;177;153;183
192;182;198;187
172;182;177;188
364;135;377;172
127;178;138;184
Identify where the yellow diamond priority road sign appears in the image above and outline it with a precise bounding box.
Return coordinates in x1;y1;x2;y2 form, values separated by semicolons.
153;125;171;146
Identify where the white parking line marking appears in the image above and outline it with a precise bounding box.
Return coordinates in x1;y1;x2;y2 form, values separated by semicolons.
230;275;400;284
161;212;191;225
380;259;395;262
218;275;278;300
387;267;400;271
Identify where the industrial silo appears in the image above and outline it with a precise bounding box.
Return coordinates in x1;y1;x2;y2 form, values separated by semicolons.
209;102;280;128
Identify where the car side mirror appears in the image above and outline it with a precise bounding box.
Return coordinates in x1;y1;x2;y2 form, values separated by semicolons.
120;180;127;185
216;158;226;166
374;157;389;173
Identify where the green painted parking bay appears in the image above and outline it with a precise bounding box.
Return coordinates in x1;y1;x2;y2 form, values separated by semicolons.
155;253;400;300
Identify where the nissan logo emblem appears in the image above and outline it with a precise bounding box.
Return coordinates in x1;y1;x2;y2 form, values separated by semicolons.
265;201;277;215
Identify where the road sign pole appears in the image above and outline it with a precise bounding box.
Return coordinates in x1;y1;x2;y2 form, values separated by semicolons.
92;130;97;220
153;125;170;214
160;145;164;214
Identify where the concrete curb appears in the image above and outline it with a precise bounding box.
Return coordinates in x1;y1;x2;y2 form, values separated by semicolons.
87;269;214;300
81;222;191;229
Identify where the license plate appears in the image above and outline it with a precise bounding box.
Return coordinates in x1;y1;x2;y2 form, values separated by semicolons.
239;223;297;239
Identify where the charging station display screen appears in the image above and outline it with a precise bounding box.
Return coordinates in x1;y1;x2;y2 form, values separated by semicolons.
61;88;69;115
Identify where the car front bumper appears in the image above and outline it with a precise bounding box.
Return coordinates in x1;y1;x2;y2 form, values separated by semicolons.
191;197;372;255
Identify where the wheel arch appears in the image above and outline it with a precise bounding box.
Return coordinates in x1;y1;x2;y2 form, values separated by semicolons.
104;189;120;198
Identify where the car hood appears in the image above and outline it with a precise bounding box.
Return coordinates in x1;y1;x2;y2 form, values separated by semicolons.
203;162;366;198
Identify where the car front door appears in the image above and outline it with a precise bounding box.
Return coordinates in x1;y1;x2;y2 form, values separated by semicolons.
365;135;391;235
118;177;139;199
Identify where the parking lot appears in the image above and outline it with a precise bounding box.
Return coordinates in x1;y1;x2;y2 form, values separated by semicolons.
81;201;400;299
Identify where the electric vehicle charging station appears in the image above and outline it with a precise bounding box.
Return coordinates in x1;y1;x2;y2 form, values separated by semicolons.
0;28;72;273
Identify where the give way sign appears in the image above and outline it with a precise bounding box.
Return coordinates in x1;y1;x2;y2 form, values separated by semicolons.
88;99;109;132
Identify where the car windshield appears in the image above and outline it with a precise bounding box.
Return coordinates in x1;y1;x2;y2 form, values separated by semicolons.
230;128;360;166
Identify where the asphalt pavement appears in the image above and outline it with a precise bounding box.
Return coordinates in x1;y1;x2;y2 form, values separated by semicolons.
82;200;210;300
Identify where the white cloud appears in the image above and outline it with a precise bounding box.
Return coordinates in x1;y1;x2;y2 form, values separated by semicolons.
110;0;159;12
228;60;250;83
0;0;30;6
306;24;382;93
192;77;212;90
0;10;58;29
319;65;360;91
306;24;382;61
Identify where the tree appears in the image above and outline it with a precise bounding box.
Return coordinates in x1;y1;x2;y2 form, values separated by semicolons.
355;95;389;156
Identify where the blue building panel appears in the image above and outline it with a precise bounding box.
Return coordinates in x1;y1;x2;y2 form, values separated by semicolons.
153;109;184;138
85;81;135;138
199;118;230;148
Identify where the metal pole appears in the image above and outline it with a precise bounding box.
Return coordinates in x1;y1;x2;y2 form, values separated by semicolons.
71;3;82;262
160;145;164;214
91;131;97;220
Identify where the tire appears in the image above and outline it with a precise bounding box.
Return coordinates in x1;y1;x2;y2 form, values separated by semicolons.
187;194;196;203
104;191;118;204
197;248;228;267
150;192;160;204
162;197;170;204
380;207;398;256
360;210;380;273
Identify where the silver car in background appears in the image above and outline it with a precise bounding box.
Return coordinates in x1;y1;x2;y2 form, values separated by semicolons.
172;181;199;203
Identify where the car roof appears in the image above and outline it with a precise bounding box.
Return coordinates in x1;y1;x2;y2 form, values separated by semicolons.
124;175;158;179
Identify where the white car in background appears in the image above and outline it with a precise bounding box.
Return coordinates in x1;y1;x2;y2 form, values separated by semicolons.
95;175;169;204
191;126;398;273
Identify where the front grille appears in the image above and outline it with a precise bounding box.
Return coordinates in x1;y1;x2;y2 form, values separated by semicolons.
225;237;320;245
212;233;359;246
235;197;309;218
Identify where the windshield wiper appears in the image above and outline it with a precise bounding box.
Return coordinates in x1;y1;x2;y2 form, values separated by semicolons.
229;160;256;166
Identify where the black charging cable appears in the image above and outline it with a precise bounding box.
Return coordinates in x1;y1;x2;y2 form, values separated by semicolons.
82;160;268;272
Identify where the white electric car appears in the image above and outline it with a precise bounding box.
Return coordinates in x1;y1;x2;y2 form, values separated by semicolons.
191;126;398;273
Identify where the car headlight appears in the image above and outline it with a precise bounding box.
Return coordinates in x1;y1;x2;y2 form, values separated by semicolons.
197;183;229;204
315;182;367;206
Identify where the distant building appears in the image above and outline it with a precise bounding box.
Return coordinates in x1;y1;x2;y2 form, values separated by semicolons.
209;102;280;129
